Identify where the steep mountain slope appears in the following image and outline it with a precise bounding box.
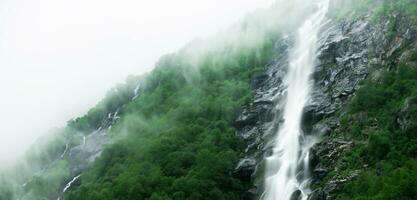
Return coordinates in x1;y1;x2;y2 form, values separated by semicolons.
235;0;417;199
1;5;284;200
0;76;144;200
1;1;417;200
64;35;277;200
312;3;417;199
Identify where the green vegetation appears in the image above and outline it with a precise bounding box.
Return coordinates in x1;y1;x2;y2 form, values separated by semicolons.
21;160;69;200
0;4;280;199
330;0;417;21
334;64;417;199
376;0;417;21
0;129;70;200
0;77;148;200
376;0;417;40
329;0;376;19
64;27;277;199
2;1;417;199
0;34;276;200
324;2;417;198
68;76;143;133
0;178;15;200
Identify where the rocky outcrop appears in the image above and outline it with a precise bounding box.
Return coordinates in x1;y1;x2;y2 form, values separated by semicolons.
396;96;417;131
311;13;417;199
234;10;417;200
233;35;291;199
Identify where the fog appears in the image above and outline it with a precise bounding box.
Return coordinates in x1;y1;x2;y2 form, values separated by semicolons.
0;0;275;165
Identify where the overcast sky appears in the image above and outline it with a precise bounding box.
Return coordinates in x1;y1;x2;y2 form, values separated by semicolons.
0;0;275;164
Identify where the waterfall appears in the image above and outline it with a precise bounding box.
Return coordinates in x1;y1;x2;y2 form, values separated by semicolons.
261;1;329;200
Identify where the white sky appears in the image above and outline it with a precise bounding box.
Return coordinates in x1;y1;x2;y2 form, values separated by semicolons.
0;0;275;164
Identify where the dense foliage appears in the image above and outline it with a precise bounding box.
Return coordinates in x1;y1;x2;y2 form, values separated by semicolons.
2;1;417;200
330;0;417;21
321;1;417;199
0;73;150;199
0;4;281;199
65;31;277;200
333;63;417;199
0;129;71;200
67;76;143;133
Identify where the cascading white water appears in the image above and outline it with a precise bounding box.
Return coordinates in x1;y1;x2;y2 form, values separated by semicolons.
262;1;329;200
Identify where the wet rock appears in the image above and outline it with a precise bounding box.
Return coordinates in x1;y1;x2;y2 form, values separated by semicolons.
252;73;269;89
290;190;302;200
313;168;328;179
397;96;417;131
241;187;258;200
309;190;326;200
235;108;259;128
309;147;320;169
302;105;326;135
234;158;257;182
399;50;414;63
321;170;360;196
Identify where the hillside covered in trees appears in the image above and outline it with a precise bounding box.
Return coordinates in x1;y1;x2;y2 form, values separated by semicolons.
1;0;417;200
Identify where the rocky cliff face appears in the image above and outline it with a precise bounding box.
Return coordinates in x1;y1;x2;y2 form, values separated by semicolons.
235;11;417;200
310;12;417;199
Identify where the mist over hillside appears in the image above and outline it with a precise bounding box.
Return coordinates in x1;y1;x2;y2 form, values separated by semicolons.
1;0;417;200
0;0;275;165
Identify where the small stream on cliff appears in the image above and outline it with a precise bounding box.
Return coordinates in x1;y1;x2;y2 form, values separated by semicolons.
261;0;329;199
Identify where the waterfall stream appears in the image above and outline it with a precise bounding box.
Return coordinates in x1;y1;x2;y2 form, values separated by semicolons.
261;1;329;199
